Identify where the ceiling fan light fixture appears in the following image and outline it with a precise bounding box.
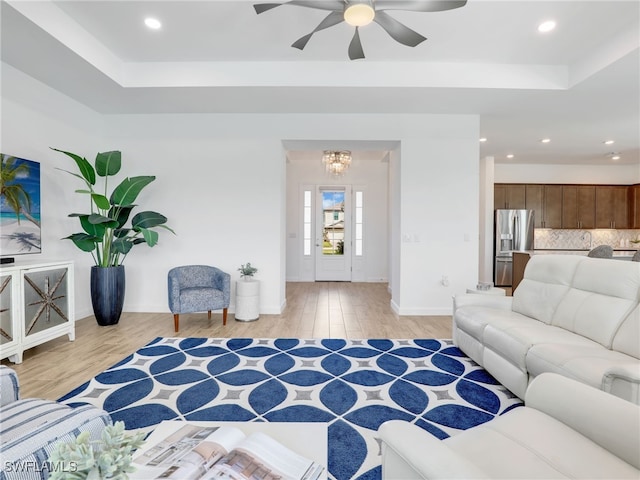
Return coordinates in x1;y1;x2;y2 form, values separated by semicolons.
344;3;375;27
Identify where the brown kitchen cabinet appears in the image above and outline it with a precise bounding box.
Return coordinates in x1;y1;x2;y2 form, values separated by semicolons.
496;183;636;229
512;252;531;293
595;186;629;229
495;184;526;210
562;185;596;229
629;184;640;228
525;184;562;229
543;185;563;228
525;185;543;227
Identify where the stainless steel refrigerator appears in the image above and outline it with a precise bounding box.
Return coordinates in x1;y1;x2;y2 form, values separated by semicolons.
494;209;535;287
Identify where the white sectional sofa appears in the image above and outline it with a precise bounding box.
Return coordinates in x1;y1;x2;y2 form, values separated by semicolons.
379;373;640;479
453;254;640;404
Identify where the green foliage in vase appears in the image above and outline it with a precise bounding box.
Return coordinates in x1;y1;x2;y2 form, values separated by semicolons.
48;421;146;480
54;148;175;267
238;262;258;277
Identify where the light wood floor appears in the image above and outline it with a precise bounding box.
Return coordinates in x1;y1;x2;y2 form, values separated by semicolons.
2;282;452;400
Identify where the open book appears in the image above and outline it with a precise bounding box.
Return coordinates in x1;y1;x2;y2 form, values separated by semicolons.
133;422;325;480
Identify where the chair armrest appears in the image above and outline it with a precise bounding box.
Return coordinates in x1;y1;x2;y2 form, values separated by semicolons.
0;366;19;406
167;270;181;312
453;293;513;312
526;373;640;470
211;267;231;305
378;421;489;479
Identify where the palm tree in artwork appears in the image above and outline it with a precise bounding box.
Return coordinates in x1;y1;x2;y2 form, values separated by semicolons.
0;154;40;227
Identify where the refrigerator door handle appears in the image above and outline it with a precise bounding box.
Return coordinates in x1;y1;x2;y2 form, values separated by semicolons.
513;215;519;250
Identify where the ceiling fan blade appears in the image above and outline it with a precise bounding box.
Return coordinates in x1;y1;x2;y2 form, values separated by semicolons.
374;11;426;47
254;3;285;14
348;27;365;60
287;1;344;11
254;1;343;14
376;0;467;12
292;11;345;50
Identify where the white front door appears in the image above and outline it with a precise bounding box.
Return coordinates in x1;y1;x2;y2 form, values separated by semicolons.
315;186;351;281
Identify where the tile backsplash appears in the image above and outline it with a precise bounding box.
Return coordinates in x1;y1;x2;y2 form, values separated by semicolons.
534;229;640;250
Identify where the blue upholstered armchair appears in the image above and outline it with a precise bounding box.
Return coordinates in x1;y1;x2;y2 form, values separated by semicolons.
167;265;231;332
0;366;111;479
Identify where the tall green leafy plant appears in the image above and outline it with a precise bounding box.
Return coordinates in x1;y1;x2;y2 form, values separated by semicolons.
54;148;174;267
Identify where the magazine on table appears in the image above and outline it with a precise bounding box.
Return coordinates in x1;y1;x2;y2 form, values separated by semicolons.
133;421;325;480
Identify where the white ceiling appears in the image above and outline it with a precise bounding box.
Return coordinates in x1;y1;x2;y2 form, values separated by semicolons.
1;0;639;166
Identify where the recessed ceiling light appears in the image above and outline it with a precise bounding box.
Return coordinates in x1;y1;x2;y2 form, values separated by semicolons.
538;20;556;33
603;140;615;145
144;17;162;29
607;152;621;161
541;138;551;143
479;137;487;143
506;154;515;159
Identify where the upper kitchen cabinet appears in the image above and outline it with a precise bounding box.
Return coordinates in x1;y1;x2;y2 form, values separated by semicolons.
595;186;629;229
495;184;526;210
562;185;596;229
525;185;543;227
542;185;563;229
630;184;640;228
524;184;562;228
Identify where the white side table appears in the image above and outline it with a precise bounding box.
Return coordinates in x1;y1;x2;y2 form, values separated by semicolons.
466;287;506;296
235;279;260;321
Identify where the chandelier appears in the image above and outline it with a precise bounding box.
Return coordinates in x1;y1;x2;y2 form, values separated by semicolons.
322;150;352;176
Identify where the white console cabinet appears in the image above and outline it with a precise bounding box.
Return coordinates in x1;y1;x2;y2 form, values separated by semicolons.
0;260;74;364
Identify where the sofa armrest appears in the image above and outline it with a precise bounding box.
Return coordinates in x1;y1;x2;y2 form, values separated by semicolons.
526;373;640;470
0;366;19;406
453;293;513;312
602;364;640;404
378;421;489;479
1;402;112;476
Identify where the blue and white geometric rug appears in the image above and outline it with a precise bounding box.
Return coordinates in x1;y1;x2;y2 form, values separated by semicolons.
59;338;522;480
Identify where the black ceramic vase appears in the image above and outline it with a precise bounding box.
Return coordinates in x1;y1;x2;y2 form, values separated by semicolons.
90;265;125;326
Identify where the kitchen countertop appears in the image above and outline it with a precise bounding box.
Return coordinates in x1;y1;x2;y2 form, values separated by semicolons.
515;249;637;260
533;248;638;252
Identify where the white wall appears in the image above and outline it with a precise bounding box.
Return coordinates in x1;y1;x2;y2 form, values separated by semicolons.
393;127;480;315
102;119;287;316
496;163;639;184
3;63;482;319
1;63;104;319
285;151;389;283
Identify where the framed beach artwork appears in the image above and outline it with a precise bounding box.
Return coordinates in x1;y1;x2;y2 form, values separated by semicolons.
0;154;41;259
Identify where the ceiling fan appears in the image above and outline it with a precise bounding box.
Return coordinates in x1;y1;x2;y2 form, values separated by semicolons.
253;0;467;60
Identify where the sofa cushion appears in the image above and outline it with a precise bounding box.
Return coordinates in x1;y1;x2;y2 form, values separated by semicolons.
483;323;598;371
511;255;582;325
613;305;640;359
455;306;538;342
526;343;638;392
445;406;639;479
552;258;640;348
